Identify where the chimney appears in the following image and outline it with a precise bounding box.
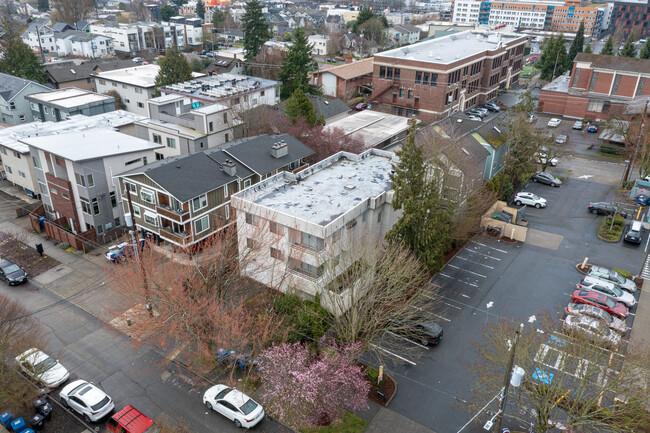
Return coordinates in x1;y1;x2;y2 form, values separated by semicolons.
223;159;236;176
271;140;288;159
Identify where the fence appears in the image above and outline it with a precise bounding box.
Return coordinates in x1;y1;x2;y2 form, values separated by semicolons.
15;202;41;218
28;205;97;252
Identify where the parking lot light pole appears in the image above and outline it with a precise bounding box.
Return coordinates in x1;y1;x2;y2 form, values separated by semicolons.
495;323;524;432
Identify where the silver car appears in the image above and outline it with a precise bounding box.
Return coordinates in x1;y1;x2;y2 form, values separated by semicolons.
563;315;621;348
587;266;637;293
565;303;628;334
577;276;636;307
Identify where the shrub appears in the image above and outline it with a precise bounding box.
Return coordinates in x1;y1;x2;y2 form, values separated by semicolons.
366;366;379;383
274;293;331;343
600;145;622;155
57;242;71;249
612;268;631;279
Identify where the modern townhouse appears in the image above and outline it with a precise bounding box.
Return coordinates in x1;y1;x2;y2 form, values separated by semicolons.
387;24;422;46
117;133;314;250
0;73;52;125
230;148;399;315
44;59;134;92
54;30;113;58
26;88;116;122
308;34;329;56
21;19;58;53
89;22;155;53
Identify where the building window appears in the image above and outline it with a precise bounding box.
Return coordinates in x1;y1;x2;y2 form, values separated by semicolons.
87;174;94;187
270;247;283;260
92;198;100;215
125;158;142;166
96;224;104;234
152;134;162;144
155;152;164;160
407;89;413;99
44;203;53;213
114;217;121;227
378;212;382;223
80;197;91;215
99;79;106;85
19;115;25;122
62;192;69;199
415;71;422;84
399;88;405;98
224;204;229;220
110;191;117;207
9;102;15;110
125;182;136;194
209;121;214;132
144;212;158;226
223;185;228;197
140;188;155;204
244;179;252;188
166;137;176;148
75;172;86;187
32;156;41;169
245;212;257;225
587;99;604;113
270;221;283;234
0;148;6;155
38;182;48;196
18;171;26;178
13;151;20;159
137;102;144;108
4;166;11;174
195;215;209;233
246;238;256;249
223;113;228;123
135;87;142;94
192;193;207;211
132;204;141;217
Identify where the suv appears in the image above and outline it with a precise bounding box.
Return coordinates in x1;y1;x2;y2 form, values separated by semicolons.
587;202;628;218
108;405;160;433
531;171;562;187
392;319;443;346
624;221;643;244
483;102;500;112
587;265;637;293
514;192;547;208
576;276;636;307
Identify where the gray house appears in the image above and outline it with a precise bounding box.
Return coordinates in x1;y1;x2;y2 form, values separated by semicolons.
0;73;52;125
26;87;115;122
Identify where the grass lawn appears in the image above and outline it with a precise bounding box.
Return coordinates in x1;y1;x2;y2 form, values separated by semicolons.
521;65;536;78
302;411;368;433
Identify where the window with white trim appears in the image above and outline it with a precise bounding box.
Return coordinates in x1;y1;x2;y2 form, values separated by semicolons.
110;191;117;207
223;185;228;198
5;166;11;174
224;204;229;220
80;197;91;214
270;247;283;260
75;172;86;187
140;188;155;204
243;179;251;188
152;134;162;144
132;204;141;217
166;137;176;148
192;193;207;211
92;198;100;215
87;174;94;187
194;215;209;233
32;156;41;169
18;171;26;178
38;182;48;196
125;181;137;194
144;212;158;226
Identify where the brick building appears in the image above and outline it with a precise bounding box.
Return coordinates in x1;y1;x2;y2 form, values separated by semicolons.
609;1;650;40
537;53;650;120
310;58;374;100
370;30;527;123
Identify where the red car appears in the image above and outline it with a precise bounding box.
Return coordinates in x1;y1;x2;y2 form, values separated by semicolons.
354;102;369;111
571;290;628;319
108;405;158;433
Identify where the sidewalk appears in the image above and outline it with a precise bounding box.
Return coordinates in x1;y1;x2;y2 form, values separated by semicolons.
629;280;650;350
358;402;439;433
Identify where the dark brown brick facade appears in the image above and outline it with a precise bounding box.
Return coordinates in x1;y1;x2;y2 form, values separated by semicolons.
45;173;80;232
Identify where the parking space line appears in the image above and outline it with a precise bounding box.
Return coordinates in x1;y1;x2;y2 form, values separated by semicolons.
454;255;495;269
461;294;470;298
386;331;430;350
446;264;487;278
370;344;416;366
443;302;462;310
471;241;508;254
463;248;502;261
439;273;479;287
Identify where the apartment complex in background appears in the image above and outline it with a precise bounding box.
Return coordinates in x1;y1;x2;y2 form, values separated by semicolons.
371;30;527;122
231;149;398;315
452;0;604;37
26;88;116;122
609;1;650;40
537;53;650;120
117;134;314;250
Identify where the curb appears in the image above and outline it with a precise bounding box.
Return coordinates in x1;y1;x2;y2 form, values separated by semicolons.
384;372;397;406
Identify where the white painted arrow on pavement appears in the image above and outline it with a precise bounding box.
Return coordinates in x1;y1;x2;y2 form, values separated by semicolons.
486;301;494;308
578;175;593;179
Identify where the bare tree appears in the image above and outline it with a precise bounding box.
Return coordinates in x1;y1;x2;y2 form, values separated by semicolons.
50;0;94;25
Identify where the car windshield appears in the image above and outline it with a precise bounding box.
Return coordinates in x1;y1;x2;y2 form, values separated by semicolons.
604;297;617;308
239;398;258;415
216;388;232;400
611;272;625;284
35;356;57;372
91;396;110;411
2;263;21;274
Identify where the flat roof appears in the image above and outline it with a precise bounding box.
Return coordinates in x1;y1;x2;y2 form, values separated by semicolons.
20;129;162;162
25;87;113;108
236;149;396;226
542;74;571;92
0;110;146;153
324;110;412;150
158;73;279;102
376;30;526;65
94;64;161;88
136;118;206;139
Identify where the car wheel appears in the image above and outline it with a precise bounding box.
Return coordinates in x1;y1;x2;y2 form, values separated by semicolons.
535;203;541;208
234;419;242;428
61;398;69;408
532;178;538;182
515;200;522;206
553;183;560;187
591;209;598;214
84;414;91;423
205;401;212;410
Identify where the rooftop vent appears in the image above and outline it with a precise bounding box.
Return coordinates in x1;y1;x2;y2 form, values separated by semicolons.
344;184;356;190
223;159;236;176
271;140;288;159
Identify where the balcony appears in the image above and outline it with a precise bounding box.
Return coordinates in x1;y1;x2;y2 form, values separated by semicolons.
156;205;190;223
159;226;191;246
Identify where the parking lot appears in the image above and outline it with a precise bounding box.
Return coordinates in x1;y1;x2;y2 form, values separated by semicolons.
384;171;645;433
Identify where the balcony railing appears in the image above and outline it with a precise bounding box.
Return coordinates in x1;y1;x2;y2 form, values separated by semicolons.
157;205;190;223
159;226;191;246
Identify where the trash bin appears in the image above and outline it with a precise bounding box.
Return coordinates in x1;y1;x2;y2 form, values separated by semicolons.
37;217;45;230
35;402;52;419
28;414;44;430
35;243;43;256
10;417;26;432
0;411;13;428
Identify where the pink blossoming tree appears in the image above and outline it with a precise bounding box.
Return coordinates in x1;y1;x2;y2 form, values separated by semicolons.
258;342;370;429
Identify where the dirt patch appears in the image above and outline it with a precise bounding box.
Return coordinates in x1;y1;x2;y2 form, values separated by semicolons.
0;232;59;277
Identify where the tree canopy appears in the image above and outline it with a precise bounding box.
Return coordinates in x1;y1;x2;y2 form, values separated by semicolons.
50;0;94;25
600;36;614;56
640;38;650;59
196;0;204;19
583;43;592;54
242;0;270;64
160;4;176;22
211;8;225;32
0;36;48;84
155;46;193;90
567;21;584;66
278;27;318;100
619;33;637;58
538;35;568;81
349;8;387;34
284;88;322;126
37;0;49;12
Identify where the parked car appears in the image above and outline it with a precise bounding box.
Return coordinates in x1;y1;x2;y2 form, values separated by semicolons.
392;318;443;345
531;171;562;187
132;57;144;63
203;385;265;428
466;108;487;118
634;194;650;206
547;118;561;127
624;221;643;244
334;56;344;62
587;265;637;293
587;202;628;218
571;290;628;319
108;405;158;433
565;302;628;334
563;315;621;348
572;121;583;130
555;134;567;144
473;106;489;116
354;103;369;111
60;380;114;422
535;152;558;166
467;115;482;122
587;124;598;133
0;259;27;285
15;348;69;389
483;102;500;112
326;58;335;63
576;276;636;307
104;239;145;263
514;192;547;208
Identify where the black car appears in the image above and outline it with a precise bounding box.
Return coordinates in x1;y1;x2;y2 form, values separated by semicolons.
531;171;562;187
392;319;443;346
588;202;628;218
624;221;643;244
0;259;27;285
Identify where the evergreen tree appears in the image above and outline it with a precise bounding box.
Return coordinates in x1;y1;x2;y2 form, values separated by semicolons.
386;119;453;273
0;36;47;84
284;88;322;126
584;44;592;54
212;8;225;33
37;0;49;12
600;36;614;56
640;38;650;59
242;0;270;64
278;27;318;100
196;0;204;19
619;33;637;58
567;21;584;67
161;4;176;21
538;35;568;80
155;46;193;91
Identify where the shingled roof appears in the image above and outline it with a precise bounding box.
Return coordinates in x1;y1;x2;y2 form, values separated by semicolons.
44;59;134;85
574;52;650;75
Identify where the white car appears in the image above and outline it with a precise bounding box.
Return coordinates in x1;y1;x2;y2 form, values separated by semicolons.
577;276;636;308
563;315;621;348
203;385;265;428
15;348;69;388
547;118;561;127
514;192;547;208
467;115;482;122
60;380;114;423
555;134;567;144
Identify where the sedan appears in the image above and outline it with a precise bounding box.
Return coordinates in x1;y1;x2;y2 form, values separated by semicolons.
555;134;567;144
565;302;628;334
587;265;637;293
467;115;482;122
572;121;583;130
571;290;628;319
624;221;643;244
577;277;636;308
0;259;27;285
634;194;650;206
484;102;500;112
531;171;562;187
203;385;265;428
60;380;114;422
563;315;621;348
466;109;487;118
587;124;598;133
587;202;628;218
15;348;69;388
354;103;369;111
514;192;547;208
547;118;561;127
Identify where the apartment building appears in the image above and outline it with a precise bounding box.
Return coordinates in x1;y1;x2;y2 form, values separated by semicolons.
230;148;399;315
538;53;650;120
26;88;115;122
22;129;162;237
0;111;145;199
371;30;527;122
89;23;155;53
94;65;160;116
54;31;114;58
117;133;314;249
0;73;51;125
308;34;329;56
610;1;650;39
21;19;57;53
387;24;422;45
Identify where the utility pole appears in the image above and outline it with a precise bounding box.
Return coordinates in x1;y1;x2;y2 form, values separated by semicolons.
36;26;46;63
551;49;561;81
125;186;153;317
494;323;524;432
623;100;648;182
